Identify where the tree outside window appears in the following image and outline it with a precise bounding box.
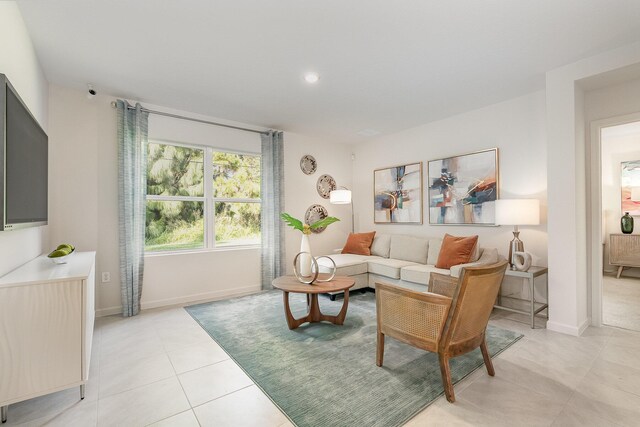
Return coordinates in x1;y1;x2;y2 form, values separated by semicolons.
145;141;260;252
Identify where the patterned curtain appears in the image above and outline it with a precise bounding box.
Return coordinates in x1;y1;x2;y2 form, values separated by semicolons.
117;100;148;316
260;131;285;289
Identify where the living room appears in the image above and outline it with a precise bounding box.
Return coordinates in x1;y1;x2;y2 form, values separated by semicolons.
1;1;640;426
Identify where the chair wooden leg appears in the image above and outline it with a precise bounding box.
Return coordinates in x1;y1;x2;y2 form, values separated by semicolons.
480;337;495;376
438;353;455;403
376;331;384;367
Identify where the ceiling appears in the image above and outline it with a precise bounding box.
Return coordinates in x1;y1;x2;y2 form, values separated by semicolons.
17;0;640;143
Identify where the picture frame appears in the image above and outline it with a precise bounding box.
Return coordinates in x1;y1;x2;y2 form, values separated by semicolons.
374;162;423;224
427;148;499;225
621;160;640;216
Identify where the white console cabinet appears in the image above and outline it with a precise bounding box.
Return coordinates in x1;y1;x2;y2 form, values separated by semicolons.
0;252;95;423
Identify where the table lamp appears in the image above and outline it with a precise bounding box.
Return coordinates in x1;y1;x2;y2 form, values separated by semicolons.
495;199;540;269
330;187;354;233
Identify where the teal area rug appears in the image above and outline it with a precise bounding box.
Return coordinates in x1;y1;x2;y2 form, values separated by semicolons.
186;290;522;427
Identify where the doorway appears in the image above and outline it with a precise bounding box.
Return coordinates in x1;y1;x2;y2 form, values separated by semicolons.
591;117;640;331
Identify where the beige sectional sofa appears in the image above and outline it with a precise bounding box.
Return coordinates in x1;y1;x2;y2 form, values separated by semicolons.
318;233;499;298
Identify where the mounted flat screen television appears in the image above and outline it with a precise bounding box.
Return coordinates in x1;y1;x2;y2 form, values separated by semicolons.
0;74;48;231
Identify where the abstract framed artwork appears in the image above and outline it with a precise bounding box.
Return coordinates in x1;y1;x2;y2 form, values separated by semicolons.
374;162;423;224
427;148;499;225
621;160;640;216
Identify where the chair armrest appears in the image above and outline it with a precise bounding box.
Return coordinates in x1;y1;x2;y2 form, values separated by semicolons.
428;272;458;298
375;282;452;349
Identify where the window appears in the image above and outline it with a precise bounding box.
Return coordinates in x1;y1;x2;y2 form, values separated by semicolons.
145;141;260;252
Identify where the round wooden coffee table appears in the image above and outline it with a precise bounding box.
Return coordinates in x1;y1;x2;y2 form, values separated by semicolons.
272;275;355;330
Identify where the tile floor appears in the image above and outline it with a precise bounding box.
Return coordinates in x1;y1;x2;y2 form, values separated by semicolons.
603;274;640;331
4;297;640;426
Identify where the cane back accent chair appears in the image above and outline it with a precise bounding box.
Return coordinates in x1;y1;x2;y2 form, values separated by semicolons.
375;260;508;403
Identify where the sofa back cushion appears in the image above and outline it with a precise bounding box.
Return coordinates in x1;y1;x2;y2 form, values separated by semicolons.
435;234;479;269
342;232;376;256
370;233;391;258
427;238;442;265
389;235;429;264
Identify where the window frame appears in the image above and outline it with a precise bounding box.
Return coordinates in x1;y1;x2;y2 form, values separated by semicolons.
146;139;261;254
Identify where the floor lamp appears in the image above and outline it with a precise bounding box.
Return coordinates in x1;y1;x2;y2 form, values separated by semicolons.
330;187;354;233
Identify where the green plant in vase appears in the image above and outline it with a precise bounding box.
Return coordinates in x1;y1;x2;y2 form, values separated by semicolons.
281;213;339;276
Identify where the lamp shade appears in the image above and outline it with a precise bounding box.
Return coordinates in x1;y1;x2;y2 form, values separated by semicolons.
495;199;540;225
632;187;640;202
330;189;352;204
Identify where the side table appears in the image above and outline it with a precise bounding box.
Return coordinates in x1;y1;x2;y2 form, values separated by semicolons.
494;266;548;328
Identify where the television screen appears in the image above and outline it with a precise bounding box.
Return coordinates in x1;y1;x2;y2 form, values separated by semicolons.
1;76;48;230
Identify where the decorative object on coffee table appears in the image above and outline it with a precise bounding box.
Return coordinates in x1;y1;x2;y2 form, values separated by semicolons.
305;204;330;233
316;174;336;199
272;275;355;329
427;148;498;225
300;154;317;175
495;199;540;269
292;253;336;284
281;212;339;277
374;162;422;224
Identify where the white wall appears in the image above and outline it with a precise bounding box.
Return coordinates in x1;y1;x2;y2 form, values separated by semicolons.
0;2;49;277
351;91;548;298
283;133;354;273
47;85;351;314
142;111;263;310
546;39;640;336
601;131;640;276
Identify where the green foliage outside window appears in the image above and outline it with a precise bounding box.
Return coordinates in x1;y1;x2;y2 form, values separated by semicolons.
144;142;261;252
213;152;261;245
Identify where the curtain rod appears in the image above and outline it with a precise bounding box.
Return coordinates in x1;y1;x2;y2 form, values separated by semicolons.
110;101;271;135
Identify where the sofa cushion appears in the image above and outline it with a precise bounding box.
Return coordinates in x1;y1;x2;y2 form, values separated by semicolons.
449;248;499;278
389;235;429;264
368;258;418;279
427;239;442;265
435;234;478;269
400;264;451;285
317;253;374;276
342;231;376;255
370;233;391;258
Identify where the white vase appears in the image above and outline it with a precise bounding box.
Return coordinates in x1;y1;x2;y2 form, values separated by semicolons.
299;234;312;277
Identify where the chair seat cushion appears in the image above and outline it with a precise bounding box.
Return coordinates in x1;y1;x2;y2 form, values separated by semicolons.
400;264;451;285
368;258;418;279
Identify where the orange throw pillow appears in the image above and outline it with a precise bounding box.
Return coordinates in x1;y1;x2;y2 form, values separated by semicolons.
435;234;479;269
342;232;377;256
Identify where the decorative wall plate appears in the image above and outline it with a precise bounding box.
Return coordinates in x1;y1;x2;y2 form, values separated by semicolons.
300;155;317;175
305;204;329;233
316;174;336;199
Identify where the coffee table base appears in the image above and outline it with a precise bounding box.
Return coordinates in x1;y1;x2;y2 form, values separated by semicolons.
282;290;350;330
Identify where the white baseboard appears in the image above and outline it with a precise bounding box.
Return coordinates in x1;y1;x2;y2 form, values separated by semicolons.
140;285;262;310
95;285;262;317
96;306;122;317
547;317;591;336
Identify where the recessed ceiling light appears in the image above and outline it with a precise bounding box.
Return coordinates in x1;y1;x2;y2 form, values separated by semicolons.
304;72;320;84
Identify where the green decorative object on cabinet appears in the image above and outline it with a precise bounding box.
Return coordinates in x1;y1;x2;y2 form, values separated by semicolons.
621;212;634;234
